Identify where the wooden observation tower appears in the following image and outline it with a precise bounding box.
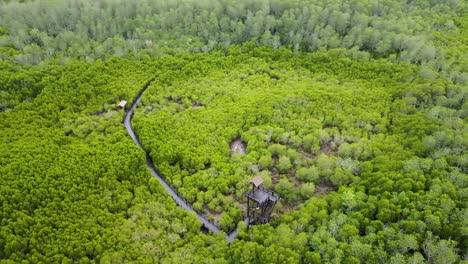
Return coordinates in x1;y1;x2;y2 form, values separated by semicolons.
246;176;280;225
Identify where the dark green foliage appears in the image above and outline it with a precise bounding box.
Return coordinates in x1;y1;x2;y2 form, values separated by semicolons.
0;0;466;73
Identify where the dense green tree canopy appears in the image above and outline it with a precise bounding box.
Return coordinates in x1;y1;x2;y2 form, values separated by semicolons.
0;0;466;263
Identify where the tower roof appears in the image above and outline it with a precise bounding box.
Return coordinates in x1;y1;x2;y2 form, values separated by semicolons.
118;100;127;108
250;175;263;187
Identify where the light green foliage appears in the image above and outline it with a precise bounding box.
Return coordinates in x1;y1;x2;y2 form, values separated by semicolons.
296;166;319;183
300;182;316;200
330;167;354;187
1;45;465;262
133;49;413;223
258;153;273;170
269;144;287;158
316;154;337;177
275;178;297;203
278;156;292;174
0;58;230;262
0;0;466;262
303;133;321;154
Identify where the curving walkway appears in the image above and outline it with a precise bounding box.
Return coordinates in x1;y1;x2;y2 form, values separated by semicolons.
123;78;242;243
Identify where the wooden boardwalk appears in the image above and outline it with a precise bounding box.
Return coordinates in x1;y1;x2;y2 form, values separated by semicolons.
124;79;245;241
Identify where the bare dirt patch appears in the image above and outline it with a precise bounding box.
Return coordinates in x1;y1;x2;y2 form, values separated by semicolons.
315;183;336;196
145;106;155;113
193;101;204;108
271;167;280;184
167;96;183;105
320;139;337;155
300;149;316;161
230;139;246;155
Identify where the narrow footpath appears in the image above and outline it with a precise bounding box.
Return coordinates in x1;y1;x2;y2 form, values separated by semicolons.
123;79;241;242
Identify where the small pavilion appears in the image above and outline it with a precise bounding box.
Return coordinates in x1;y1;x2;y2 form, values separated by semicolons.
246;176;280;225
117;100;127;110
